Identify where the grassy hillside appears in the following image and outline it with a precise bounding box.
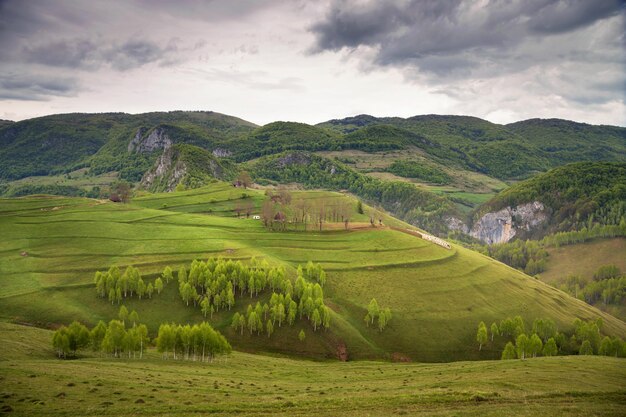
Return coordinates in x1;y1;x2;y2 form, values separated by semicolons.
1;187;624;362
247;151;459;234
538;238;626;321
1;322;625;417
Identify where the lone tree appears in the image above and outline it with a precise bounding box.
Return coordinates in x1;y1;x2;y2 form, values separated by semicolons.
476;322;488;351
109;181;132;203
298;329;306;342
237;171;252;189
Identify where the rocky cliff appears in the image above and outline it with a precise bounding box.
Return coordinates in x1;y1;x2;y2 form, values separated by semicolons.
469;201;547;244
128;127;172;153
140;144;233;192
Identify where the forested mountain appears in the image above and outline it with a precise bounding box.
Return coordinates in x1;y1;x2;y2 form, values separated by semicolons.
1;112;624;183
1;111;624;239
0;111;256;181
477;162;626;237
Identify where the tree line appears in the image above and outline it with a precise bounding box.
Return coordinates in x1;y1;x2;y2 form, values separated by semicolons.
475;316;626;360
176;257;288;313
52;306;230;361
155;322;231;361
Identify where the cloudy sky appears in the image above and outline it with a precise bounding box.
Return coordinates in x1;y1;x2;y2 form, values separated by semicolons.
0;0;624;126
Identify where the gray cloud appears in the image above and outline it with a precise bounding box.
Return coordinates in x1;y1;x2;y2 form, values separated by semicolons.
310;0;624;70
309;0;625;111
0;73;80;100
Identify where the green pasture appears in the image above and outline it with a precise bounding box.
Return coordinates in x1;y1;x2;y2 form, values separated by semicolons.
0;322;625;417
0;189;624;362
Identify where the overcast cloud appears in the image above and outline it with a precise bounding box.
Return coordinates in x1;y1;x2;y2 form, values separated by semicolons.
0;0;624;126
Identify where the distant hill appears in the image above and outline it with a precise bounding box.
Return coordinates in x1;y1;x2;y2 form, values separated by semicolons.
320;115;626;179
1;111;624;184
0;111;257;181
506;118;626;166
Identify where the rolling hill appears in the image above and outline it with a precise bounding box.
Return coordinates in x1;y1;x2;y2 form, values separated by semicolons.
1;183;624;363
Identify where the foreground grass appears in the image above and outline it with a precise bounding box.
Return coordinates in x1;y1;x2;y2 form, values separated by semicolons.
0;324;624;417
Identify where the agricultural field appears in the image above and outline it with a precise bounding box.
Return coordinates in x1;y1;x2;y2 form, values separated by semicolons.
1;184;624;363
317;149;507;211
1;322;625;417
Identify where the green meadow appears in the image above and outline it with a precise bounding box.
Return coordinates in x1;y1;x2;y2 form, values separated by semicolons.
1;183;624;362
1;322;625;417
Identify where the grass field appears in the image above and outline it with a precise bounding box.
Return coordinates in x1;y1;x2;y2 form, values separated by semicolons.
1;168;119;193
539;238;626;285
538;238;626;321
0;322;625;417
1;184;625;363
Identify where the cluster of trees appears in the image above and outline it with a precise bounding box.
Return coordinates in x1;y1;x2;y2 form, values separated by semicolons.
250;152;457;235
386;160;451;184
561;265;625;307
94;265;165;303
476;316;626;359
155;322;231;361
52;307;148;359
231;263;332;336
472;239;549;275
260;188;357;232
364;298;392;332
176;257;287;314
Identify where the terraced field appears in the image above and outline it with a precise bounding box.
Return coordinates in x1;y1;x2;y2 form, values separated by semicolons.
1;184;625;362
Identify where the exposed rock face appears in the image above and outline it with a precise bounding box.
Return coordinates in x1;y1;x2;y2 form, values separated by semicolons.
445;216;469;234
128;128;172;153
212;148;232;157
140;147;187;192
470;201;547;244
275;152;311;167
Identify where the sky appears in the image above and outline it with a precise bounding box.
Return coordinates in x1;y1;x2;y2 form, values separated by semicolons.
0;0;624;126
